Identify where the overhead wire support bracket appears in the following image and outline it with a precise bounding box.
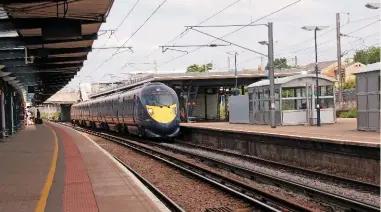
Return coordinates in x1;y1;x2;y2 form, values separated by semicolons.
188;28;268;57
93;46;133;51
162;48;189;54
185;23;269;28
98;29;116;37
159;44;230;53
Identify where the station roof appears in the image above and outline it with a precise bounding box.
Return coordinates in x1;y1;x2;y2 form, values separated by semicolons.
0;0;114;103
88;69;303;99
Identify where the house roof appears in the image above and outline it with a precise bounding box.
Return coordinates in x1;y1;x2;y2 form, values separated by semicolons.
247;74;337;88
303;60;337;71
354;62;381;74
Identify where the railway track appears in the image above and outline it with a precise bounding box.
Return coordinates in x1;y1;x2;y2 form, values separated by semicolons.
151;142;379;212
60;123;379;212
173;141;380;193
60;123;312;212
113;156;185;212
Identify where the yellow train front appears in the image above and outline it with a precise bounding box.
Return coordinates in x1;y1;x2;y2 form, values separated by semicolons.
134;83;181;138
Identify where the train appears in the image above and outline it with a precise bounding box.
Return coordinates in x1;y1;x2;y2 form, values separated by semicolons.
71;82;181;139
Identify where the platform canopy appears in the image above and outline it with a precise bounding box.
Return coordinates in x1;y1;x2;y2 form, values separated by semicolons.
0;0;114;103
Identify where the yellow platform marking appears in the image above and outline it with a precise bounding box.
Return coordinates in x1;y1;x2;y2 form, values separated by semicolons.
35;126;58;212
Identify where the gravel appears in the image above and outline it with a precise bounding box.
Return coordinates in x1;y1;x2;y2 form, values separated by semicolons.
251;154;380;186
137;141;326;211
86;134;253;212
161;143;380;208
214;146;379;187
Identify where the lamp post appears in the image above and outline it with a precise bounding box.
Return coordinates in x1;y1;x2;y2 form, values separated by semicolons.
227;51;238;95
301;26;329;127
365;3;380;9
258;22;275;128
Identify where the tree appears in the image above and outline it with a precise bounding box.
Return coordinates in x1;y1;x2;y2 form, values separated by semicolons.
265;57;290;70
353;46;380;65
186;63;213;73
343;78;356;89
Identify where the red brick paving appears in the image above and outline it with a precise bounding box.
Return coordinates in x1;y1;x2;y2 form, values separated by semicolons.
48;122;167;212
49;124;98;212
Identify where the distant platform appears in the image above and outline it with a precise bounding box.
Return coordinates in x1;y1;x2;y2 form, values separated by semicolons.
181;118;380;147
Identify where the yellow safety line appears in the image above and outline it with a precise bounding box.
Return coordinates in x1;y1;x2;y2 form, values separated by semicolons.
35;126;58;212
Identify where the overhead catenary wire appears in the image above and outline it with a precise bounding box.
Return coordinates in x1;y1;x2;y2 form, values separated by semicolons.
345;19;381;35
274;15;381;54
216;30;380;71
92;0;169;76
149;0;303;71
134;0;245;64
89;0;141;59
196;14;381;71
274;18;381;58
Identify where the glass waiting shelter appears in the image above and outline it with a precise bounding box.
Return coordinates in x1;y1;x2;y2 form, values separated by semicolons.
247;74;337;125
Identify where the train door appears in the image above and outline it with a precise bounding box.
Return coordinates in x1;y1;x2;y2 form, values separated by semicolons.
132;95;136;124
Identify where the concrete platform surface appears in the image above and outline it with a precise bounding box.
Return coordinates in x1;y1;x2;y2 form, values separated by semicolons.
0;123;169;212
181;118;380;147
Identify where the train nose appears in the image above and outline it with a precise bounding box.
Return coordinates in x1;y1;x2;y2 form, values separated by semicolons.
157;123;172;134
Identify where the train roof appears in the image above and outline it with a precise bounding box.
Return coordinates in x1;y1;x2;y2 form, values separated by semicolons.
73;82;171;107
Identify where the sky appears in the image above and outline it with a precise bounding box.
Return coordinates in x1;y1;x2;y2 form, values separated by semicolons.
64;0;380;89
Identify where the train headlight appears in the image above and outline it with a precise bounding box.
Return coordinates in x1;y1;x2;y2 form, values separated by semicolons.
147;108;154;115
172;107;177;115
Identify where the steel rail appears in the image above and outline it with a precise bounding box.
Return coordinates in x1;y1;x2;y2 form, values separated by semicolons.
58;123;184;212
62;123;310;212
113;156;185;212
151;142;380;212
63;123;379;212
174;141;380;192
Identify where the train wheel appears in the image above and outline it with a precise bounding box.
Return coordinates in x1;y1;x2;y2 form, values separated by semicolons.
123;125;129;134
138;126;145;138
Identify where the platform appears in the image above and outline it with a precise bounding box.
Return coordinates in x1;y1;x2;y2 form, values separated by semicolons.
181;118;380;180
0;123;169;212
181;118;380;147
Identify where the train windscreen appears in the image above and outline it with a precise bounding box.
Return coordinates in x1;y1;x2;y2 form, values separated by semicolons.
144;93;176;107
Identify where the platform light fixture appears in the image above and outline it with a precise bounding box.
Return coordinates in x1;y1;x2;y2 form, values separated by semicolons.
365;3;380;9
258;41;268;45
301;25;329;127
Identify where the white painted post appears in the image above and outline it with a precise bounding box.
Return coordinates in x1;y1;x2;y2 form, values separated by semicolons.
10;92;14;134
1;91;6;137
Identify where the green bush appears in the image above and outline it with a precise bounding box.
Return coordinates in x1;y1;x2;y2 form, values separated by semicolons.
339;109;357;118
343;78;356;89
219;105;226;120
41;112;61;121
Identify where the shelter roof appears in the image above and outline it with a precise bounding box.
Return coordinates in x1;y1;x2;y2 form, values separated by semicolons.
247;74;337;88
